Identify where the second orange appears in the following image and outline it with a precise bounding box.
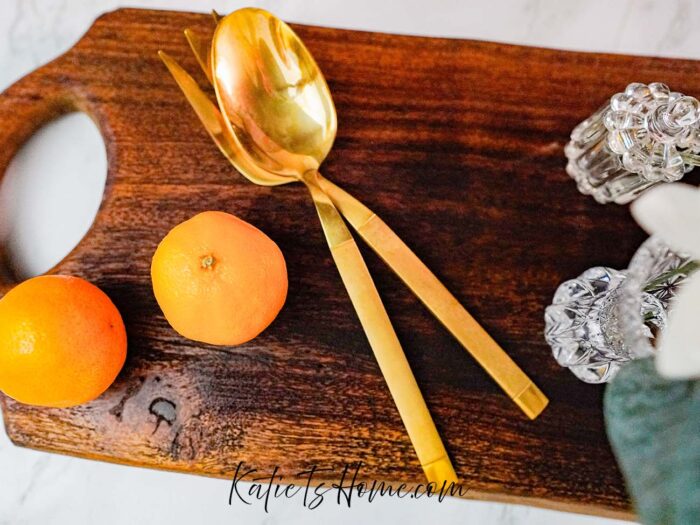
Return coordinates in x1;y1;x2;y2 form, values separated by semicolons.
151;211;288;346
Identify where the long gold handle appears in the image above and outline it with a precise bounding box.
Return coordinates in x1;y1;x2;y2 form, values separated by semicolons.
303;172;457;485
316;174;548;419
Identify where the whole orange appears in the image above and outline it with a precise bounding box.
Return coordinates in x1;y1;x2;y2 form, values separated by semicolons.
0;275;127;407
151;211;288;346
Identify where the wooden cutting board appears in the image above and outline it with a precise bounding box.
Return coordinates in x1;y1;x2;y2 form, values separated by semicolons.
5;8;699;519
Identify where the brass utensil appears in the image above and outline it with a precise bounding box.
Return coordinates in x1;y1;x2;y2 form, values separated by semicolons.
160;15;457;485
178;8;548;421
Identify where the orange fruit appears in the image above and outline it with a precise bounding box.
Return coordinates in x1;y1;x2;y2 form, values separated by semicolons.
151;211;288;346
0;275;127;408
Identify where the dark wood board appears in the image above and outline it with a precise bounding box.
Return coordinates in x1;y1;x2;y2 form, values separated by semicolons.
5;7;698;518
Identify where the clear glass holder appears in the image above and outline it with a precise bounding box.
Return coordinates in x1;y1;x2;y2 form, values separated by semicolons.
545;236;698;383
565;82;700;204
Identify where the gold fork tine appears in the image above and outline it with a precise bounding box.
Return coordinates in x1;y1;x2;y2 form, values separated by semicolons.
158;51;221;135
184;29;213;84
158;51;287;187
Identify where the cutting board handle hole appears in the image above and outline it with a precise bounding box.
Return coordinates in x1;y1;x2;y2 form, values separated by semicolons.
0;112;107;283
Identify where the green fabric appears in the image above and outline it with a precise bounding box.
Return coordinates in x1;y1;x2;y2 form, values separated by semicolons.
604;358;700;525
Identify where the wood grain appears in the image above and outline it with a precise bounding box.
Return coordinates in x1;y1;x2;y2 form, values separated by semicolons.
5;8;699;518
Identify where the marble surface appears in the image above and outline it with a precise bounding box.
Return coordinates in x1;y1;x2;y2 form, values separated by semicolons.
5;0;700;522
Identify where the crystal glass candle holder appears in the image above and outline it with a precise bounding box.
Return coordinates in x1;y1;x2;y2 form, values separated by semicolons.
565;83;700;204
545;236;697;383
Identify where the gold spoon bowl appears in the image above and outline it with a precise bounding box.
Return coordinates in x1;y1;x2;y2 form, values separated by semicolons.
212;8;336;179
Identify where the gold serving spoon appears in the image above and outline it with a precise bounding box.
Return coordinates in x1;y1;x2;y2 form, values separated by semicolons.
159;11;458;486
177;8;548;422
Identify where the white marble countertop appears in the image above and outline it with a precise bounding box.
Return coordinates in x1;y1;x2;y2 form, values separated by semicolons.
5;0;700;523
